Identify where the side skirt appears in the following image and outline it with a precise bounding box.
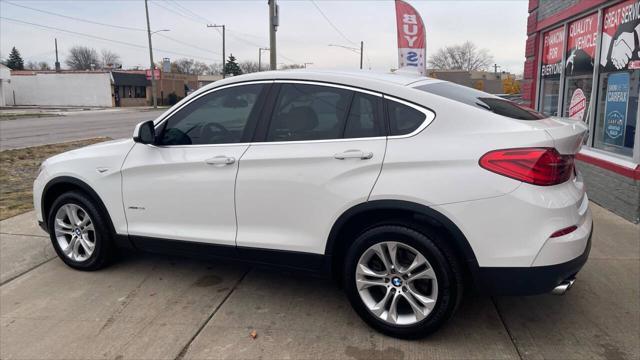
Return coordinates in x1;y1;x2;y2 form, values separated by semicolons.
128;235;332;277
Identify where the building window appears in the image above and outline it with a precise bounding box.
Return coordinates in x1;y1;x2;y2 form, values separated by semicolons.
593;0;639;158
562;13;598;123
540;26;564;116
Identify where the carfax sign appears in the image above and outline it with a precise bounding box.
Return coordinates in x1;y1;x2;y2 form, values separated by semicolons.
603;72;631;146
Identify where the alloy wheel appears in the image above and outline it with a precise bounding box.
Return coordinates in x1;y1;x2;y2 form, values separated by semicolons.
355;241;438;326
54;204;96;262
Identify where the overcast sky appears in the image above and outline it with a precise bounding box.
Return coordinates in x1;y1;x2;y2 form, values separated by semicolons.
0;0;528;74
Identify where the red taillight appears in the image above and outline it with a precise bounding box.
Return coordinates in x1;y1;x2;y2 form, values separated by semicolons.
479;148;574;186
550;225;578;238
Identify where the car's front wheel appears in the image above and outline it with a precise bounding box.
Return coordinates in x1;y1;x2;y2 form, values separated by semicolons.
344;225;463;338
48;191;114;270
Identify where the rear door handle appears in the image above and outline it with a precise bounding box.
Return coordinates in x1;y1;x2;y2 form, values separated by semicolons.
334;150;373;160
205;155;235;166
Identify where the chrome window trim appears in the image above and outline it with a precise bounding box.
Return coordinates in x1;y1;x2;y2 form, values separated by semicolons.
273;80;383;97
150;79;435;148
384;95;436;139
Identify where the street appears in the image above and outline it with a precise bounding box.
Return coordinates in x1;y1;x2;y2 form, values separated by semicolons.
0;108;166;150
1;203;638;359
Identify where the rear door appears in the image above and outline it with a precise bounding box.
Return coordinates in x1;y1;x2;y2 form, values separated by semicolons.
235;81;387;254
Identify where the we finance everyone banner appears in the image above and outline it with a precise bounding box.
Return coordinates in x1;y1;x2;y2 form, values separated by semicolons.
395;0;426;75
541;26;564;78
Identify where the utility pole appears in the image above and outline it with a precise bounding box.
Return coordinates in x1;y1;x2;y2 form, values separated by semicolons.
268;0;278;70
54;38;61;72
258;47;269;71
494;63;500;74
360;41;363;70
207;24;226;78
144;0;157;108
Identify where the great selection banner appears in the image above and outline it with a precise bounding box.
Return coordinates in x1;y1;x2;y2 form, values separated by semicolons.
541;26;564;77
600;0;640;72
395;0;426;75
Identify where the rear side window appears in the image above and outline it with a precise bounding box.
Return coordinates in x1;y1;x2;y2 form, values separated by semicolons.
267;83;352;142
387;99;426;136
415;82;547;120
344;93;383;138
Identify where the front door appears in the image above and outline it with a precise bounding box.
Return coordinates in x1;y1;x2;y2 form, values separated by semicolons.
235;82;387;254
122;82;269;245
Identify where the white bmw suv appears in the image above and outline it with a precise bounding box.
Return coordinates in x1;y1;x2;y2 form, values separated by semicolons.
33;70;592;338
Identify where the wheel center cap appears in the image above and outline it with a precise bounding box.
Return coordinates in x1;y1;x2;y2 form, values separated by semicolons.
391;277;403;287
74;228;82;236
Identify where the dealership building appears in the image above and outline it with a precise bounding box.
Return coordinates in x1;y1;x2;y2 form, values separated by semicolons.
522;0;640;222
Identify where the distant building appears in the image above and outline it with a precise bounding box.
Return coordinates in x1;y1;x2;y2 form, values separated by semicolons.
197;74;223;89
523;0;639;222
6;69;199;107
426;69;520;95
0;64;12;107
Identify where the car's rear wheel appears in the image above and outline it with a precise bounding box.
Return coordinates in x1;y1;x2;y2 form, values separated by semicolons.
344;225;463;338
48;191;114;270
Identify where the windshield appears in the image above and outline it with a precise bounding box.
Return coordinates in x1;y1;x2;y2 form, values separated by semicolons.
414;82;547;120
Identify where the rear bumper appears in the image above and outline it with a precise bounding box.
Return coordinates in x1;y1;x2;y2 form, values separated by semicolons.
475;223;592;296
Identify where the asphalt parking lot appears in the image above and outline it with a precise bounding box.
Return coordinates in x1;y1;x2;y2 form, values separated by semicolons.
0;108;166;150
0;203;638;360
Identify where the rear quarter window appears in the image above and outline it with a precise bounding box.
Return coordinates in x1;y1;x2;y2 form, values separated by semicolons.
387;99;427;136
415;82;547;120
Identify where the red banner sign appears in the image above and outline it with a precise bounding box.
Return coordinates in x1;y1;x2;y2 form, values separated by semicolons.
600;0;640;71
395;0;426;75
541;26;564;77
567;13;598;59
146;68;161;80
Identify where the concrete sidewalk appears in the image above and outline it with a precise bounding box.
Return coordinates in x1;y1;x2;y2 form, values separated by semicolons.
0;203;638;359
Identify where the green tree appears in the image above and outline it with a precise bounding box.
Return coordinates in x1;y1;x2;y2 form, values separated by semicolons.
223;54;242;76
6;47;24;70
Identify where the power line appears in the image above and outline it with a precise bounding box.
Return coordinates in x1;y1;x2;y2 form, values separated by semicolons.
166;0;212;25
150;0;206;26
1;17;217;62
309;0;356;46
3;1;219;58
3;0;147;32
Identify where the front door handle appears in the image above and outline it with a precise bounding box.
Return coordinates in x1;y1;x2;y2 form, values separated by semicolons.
205;155;235;166
334;150;373;160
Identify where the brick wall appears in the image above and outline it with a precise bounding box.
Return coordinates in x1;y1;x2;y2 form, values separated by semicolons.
576;160;640;223
537;0;581;21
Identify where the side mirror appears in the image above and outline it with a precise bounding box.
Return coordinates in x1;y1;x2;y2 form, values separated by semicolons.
133;120;156;144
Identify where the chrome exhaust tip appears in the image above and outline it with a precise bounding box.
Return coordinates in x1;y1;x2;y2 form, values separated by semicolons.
551;278;575;295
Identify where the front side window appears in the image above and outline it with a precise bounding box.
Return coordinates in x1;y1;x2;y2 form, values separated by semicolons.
266;83;352;142
158;84;264;145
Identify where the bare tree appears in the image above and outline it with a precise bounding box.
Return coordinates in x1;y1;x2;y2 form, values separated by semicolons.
25;61;38;70
172;58;195;74
206;63;222;75
428;41;493;71
65;46;100;70
100;49;121;68
239;61;260;74
192;61;209;75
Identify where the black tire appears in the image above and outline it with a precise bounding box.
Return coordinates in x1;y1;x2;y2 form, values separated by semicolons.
47;191;114;271
344;225;463;339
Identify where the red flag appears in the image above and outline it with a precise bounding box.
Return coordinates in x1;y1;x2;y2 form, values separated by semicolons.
395;0;426;75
